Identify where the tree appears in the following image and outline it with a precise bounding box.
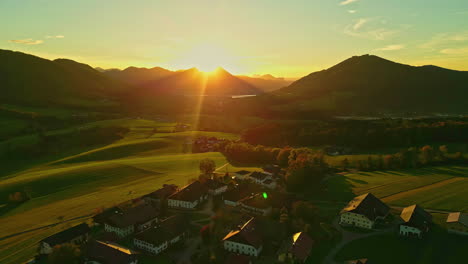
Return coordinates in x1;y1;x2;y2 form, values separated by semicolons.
277;147;292;167
341;158;350;171
199;158;216;176
48;243;81;264
420;145;434;165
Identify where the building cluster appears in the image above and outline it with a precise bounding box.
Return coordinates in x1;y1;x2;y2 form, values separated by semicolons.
192;136;228;152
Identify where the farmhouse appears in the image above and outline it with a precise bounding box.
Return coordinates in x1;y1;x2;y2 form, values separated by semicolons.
339;193;390;229
446;212;468;235
134;215;189;255
278;232;314;263
260;179;277;189
223;217;263;257
142;184;178;205
39;223;90;255
168;180;208;209
84;240;139;264
239;194;272;216
205;179;228;196
399;204;432;238
104;203;159;237
234;170;251;180
249;171;272;184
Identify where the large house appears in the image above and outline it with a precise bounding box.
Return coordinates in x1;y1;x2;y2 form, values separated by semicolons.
39;223;90;254
399;204;432;238
278;232;314;263
134;215;189;255
205;179;228;196
104;203;159;237
249;172;272;184
339;193;390;229
239;194;272;216
234;170;251;180
223;217;263;257
260;179;277;189
84;240;139;264
446;212;468;235
168;181;208;209
141;184;178;205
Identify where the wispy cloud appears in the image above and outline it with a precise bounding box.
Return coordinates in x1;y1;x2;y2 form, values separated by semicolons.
440;47;468;55
376;44;405;51
344;18;401;41
421;31;468;50
353;18;368;30
340;0;359;6
8;39;43;45
348;10;357;14
45;35;65;39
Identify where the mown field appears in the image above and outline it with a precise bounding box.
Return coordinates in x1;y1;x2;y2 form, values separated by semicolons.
0;118;249;264
326;166;468;212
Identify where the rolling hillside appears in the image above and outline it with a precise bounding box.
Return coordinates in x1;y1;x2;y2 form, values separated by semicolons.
0;49;130;108
102;66;175;86
275;55;468;113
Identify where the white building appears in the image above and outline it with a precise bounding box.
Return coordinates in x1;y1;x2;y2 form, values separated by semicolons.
260;179;277;189
134;215;188;255
167;181;208;209
205;179;228;196
339;193;390;230
104;204;159;238
446;212;468;235
249;172;272;185
223;218;263;257
234;170;251;180
39;223;90;255
399;204;432;239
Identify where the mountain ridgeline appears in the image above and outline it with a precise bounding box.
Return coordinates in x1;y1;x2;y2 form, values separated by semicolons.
276;55;468;113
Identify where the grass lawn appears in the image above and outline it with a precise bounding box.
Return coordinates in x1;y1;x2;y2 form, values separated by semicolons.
325;166;468;211
335;229;468;263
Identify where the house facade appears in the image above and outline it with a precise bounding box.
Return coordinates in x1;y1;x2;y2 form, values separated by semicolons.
134;215;188;255
168;181;208;209
104;203;159;238
399;204;432;238
446;212;468;235
339;193;390;229
39;223;90;255
223;218;263;257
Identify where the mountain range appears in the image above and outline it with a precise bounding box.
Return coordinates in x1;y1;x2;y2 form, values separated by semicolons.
1;49;467;114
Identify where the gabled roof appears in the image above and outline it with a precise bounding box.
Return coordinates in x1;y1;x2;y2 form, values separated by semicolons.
235;170;251;175
168;181;207;202
447;212;468;227
134;215;189;245
41;223;90;246
142;184;178;200
400;204;432;229
205;179;227;190
250;171;270;181
86;240;138;264
106;203;159;228
341;193;390;221
223;218;262;248
240;194;271;209
289;232;314;261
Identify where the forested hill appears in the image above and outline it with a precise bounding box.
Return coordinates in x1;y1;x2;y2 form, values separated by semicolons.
275;55;468;113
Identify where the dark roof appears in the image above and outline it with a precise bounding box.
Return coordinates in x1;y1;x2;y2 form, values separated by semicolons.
447;212;468;227
225;254;251;264
235;170;251;175
223;218;262;248
341;193;390;221
41;223;90;246
289;232;314;261
168;181;207;202
263;179;274;185
205;179;227;190
250;171;270;181
400;204;432;229
106;203;159;228
134;215;189;245
262;164;280;174
240;195;271;209
86;240;138;264
142;184;178;200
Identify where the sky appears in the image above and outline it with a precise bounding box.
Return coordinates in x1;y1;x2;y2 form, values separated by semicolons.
1;0;468;77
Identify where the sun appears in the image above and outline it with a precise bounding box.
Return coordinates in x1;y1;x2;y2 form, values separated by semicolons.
172;44;243;73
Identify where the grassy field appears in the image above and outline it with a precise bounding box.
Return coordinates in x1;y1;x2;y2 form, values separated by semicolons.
335;231;468;263
0;118;247;264
325;166;468;212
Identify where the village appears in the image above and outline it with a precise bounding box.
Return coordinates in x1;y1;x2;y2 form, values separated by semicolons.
27;157;468;264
